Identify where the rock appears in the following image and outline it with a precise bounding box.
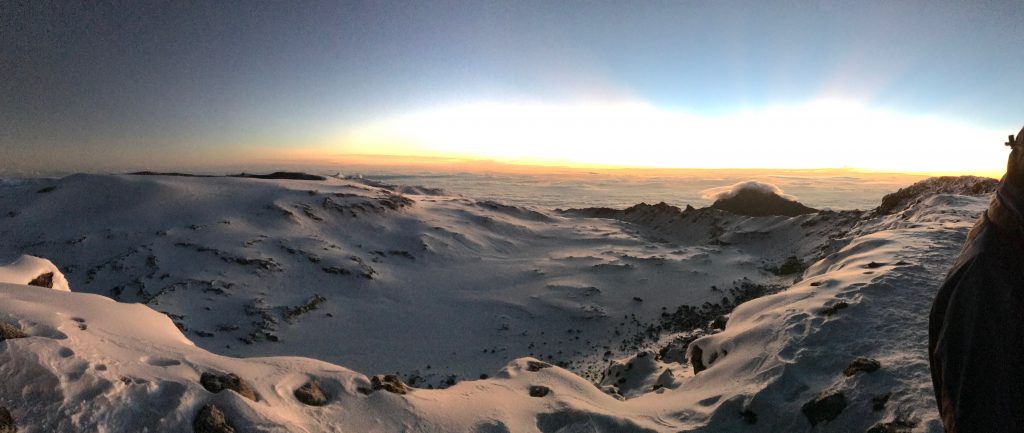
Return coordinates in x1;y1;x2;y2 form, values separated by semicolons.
526;360;552;372
27;272;54;288
0;407;15;433
866;419;917;433
200;372;258;401
690;344;707;374
371;374;410;395
710;314;729;330
294;380;328;406
709;185;818;217
233;172;326;181
821;302;849;316
766;256;805;276
0;323;26;341
875;176;997;215
843;357;881;376
801;391;847;426
740;409;757;424
871;393;891;411
528;385;551;397
193;404;234;433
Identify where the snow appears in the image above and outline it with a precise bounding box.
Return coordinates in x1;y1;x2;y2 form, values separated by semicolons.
0;255;70;291
0;173;991;431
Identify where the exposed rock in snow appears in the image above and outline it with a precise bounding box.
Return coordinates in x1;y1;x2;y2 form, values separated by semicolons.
875;175;997;215
802;390;848;426
370;374;410;395
598;350;680;398
193;404;234;433
844;357;882;376
0;255;69;291
0;323;26;341
200;372;258;402
293;381;328;406
528;385;551;397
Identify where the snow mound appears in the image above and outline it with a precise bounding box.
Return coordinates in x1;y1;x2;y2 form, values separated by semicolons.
0;255;69;291
875;176;997;215
0;281;674;432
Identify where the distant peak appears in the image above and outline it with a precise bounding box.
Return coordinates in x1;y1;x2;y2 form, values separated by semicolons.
707;181;817;217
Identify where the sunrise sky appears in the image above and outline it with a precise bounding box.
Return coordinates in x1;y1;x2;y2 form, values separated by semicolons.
4;1;1024;174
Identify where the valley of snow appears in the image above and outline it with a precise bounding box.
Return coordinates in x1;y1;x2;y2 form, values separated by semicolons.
0;173;994;432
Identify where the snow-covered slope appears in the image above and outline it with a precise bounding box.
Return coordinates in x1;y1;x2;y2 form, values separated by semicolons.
0;174;844;386
0;174;993;432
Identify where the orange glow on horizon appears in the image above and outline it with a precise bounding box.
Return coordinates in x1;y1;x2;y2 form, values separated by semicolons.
286;99;1014;177
269;148;1005;180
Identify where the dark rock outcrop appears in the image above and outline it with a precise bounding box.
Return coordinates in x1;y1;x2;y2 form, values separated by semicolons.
710;188;818;217
371;374;410;395
234;172;326;181
801;391;847;426
821;301;849;316
193;404;234;433
529;385;551;397
0;407;15;433
843;357;881;376
130;171;326;181
871;393;891;411
526;360;552;372
766;256;805;276
875;175;998;215
200;372;257;401
294;380;328;406
27;272;54;288
690;344;707;374
0;323;26;341
866;419;917;433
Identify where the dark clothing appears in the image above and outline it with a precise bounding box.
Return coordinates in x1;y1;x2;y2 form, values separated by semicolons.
929;179;1024;432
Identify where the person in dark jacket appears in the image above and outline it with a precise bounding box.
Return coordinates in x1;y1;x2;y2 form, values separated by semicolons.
930;126;1024;432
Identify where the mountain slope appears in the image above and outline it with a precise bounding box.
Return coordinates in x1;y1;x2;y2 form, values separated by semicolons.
0;175;991;432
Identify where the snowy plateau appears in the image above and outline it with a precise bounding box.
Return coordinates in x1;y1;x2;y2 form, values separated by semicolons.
0;173;998;432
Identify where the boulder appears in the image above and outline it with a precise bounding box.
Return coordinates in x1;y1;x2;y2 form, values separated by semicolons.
294;380;328;406
371;374;410;395
193;404;234;433
0;323;26;341
526;360;552;372
27;272;53;288
801;391;847;426
200;372;257;402
843;357;881;376
0;407;16;433
528;385;551;397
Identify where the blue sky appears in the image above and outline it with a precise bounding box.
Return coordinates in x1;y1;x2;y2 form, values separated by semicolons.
3;1;1024;172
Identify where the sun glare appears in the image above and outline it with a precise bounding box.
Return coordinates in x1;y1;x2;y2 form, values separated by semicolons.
337;100;1008;174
